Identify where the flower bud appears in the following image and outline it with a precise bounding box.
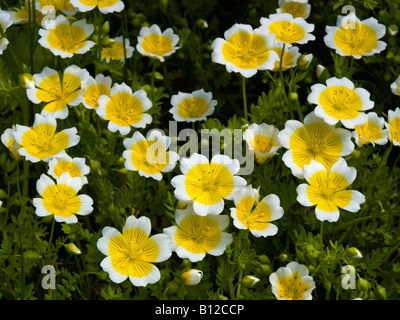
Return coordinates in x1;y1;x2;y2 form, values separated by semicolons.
196;19;208;29
297;53;313;70
388;24;398;36
101;21;110;34
278;253;288;263
289;92;298;101
64;243;81;255
241;275;260;288
357;277;370;292
18;73;35;89
166;281;179;294
375;284;387;300
181;269;203;286
258;254;271;265
259;264;273;276
347;247;362;259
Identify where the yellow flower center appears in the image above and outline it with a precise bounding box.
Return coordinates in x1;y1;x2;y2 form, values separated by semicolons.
271;47;295;71
319;86;363;120
282;2;307;18
354;120;383;145
42;183;81;218
77;0;119;8
84;84;110;109
130;140;170;175
21;123;69;160
277;272;310;300
36;73;82;113
222;31;271;69
236;196;273;231
290;122;343;171
47;24;89;54
177;97;210;119
334;22;378;56
53;161;82;179
105;92;144;127
101;41;126;61
141;34;174;58
306;170;352;212
184;163;234;205
268;20;306;44
175;214;221;254
108;228;160;277
389;117;400;144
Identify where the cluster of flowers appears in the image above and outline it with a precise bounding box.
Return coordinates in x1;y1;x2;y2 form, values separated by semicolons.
1;0;400;300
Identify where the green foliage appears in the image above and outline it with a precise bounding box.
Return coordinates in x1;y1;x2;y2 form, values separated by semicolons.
0;0;400;301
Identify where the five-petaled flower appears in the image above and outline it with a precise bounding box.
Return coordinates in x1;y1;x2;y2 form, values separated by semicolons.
324;12;386;59
169;89;217;122
276;0;311;19
97;215;172;287
307;76;374;129
12;113;80;163
296;158;366;222
243;123;281;164
33;173;93;223
47;155;90;186
230;185;284;237
171;153;247;216
122;130;179;181
96;83;153;135
38;15;95;58
136;24;179;62
27;65;89;119
278;112;354;179
260;13;315;46
163;204;233;262
211;23;280;78
269;261;316;300
352;112;389;147
70;0;125;14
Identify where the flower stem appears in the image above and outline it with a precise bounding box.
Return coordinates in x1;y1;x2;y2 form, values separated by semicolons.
151;60;157;104
242;76;248;122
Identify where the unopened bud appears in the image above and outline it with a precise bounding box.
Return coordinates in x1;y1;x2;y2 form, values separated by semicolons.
64;243;81;255
375;284;387;300
388;24;399;36
181;269;203;286
196;19;208;29
316;64;326;79
347;247;362;259
241;275;260;288
297;53;313;70
18;73;35;89
289;92;298;101
357;277;370;292
258;254;271;265
101;21;110;34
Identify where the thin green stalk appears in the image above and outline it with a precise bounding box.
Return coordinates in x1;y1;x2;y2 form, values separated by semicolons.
47;219;56;258
278;44;294;119
242;76;248;122
151;60;157;104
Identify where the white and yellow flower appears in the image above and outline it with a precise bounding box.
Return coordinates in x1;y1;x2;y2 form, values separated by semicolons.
276;0;311;19
324;13;386;59
97;215;172;286
39;0;78;16
122;130;179;181
307;77;374;129
211;23;280;78
27;65;89;119
0;12;13;55
169;89;217;122
270;43;301;71
38;14;95;58
352;112;389;147
181;269;203;286
136;24;179;62
296;158;365;222
386;107;400;146
48;155;90;185
12;113;80;163
269;261;316;300
33;173;93;223
79;73;112;110
163;204;232;262
96;83;152;135
277;112;354;179
101;35;134;63
390;75;400;96
1;126;22;161
171;153;247;216
7;1;44;25
243;123;281;164
70;0;124;14
230;185;284;237
260;13;315;46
